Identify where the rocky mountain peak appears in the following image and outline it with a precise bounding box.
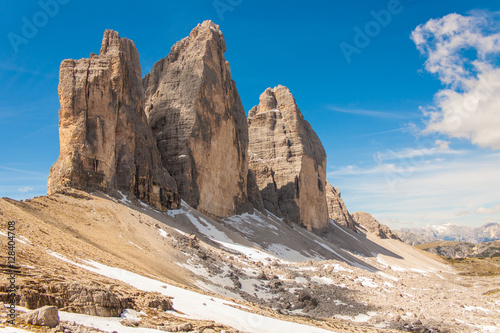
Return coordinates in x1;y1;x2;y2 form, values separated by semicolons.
352;212;399;240
248;85;328;231
325;181;357;232
190;20;224;43
100;29;125;54
250;85;297;116
143;21;250;218
256;87;278;112
48;30;179;211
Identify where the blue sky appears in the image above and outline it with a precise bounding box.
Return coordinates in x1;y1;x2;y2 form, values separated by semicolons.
1;0;500;229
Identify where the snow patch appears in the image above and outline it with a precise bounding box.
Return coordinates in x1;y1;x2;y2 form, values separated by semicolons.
311;276;335;285
49;253;334;333
158;228;168;238
389;265;407;272
323;263;353;273
187;212;232;243
266;243;312;262
377;272;399;281
0;231;32;245
121;309;145;321
117;190;131;204
383;281;395;288
294;276;309;284
335;312;376;323
217;240;275;262
59;311;164;333
355;277;378;288
313;240;351;263
464;306;491;313
128;241;143;250
410;268;429;275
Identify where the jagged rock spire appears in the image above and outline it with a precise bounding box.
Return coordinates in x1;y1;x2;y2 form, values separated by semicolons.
143;20;251;218
48;30;179;210
248;85;328;231
325;181;357;232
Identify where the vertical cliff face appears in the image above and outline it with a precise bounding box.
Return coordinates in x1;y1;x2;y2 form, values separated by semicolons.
48;30;179;211
143;21;250;218
247;85;328;231
325;181;357;232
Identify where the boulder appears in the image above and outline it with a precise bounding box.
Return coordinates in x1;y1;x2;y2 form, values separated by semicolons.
134;292;173;311
20;305;59;328
143;21;250;218
15;281;131;317
48;29;179;211
247;85;328;231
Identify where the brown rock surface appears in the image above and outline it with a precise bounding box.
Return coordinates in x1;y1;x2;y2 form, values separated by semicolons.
143;21;250;218
47;30;179;211
247;170;266;214
13;282;132;317
352;211;400;240
20;305;59;328
247;85;328;231
325;181;357;232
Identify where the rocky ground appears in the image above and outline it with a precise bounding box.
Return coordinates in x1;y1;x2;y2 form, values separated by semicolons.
1;192;499;332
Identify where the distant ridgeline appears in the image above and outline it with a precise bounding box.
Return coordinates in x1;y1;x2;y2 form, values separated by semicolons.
415;240;500;259
47;21;395;238
396;223;500;246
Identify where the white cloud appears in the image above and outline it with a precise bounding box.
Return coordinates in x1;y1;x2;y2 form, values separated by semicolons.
435;140;450;150
18;186;34;193
475;204;500;214
412;12;500;150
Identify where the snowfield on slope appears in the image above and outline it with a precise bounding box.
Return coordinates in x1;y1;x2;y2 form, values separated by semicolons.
48;252;336;333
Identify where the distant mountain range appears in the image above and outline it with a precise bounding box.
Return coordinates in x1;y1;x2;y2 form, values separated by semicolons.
415;240;500;258
396;223;500;245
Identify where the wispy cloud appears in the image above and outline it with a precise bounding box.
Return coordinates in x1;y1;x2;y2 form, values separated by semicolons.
329;141;466;178
0;166;47;176
476;204;500;214
375;141;465;162
326;105;419;119
351;128;405;138
328;150;500;229
18;186;34;193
